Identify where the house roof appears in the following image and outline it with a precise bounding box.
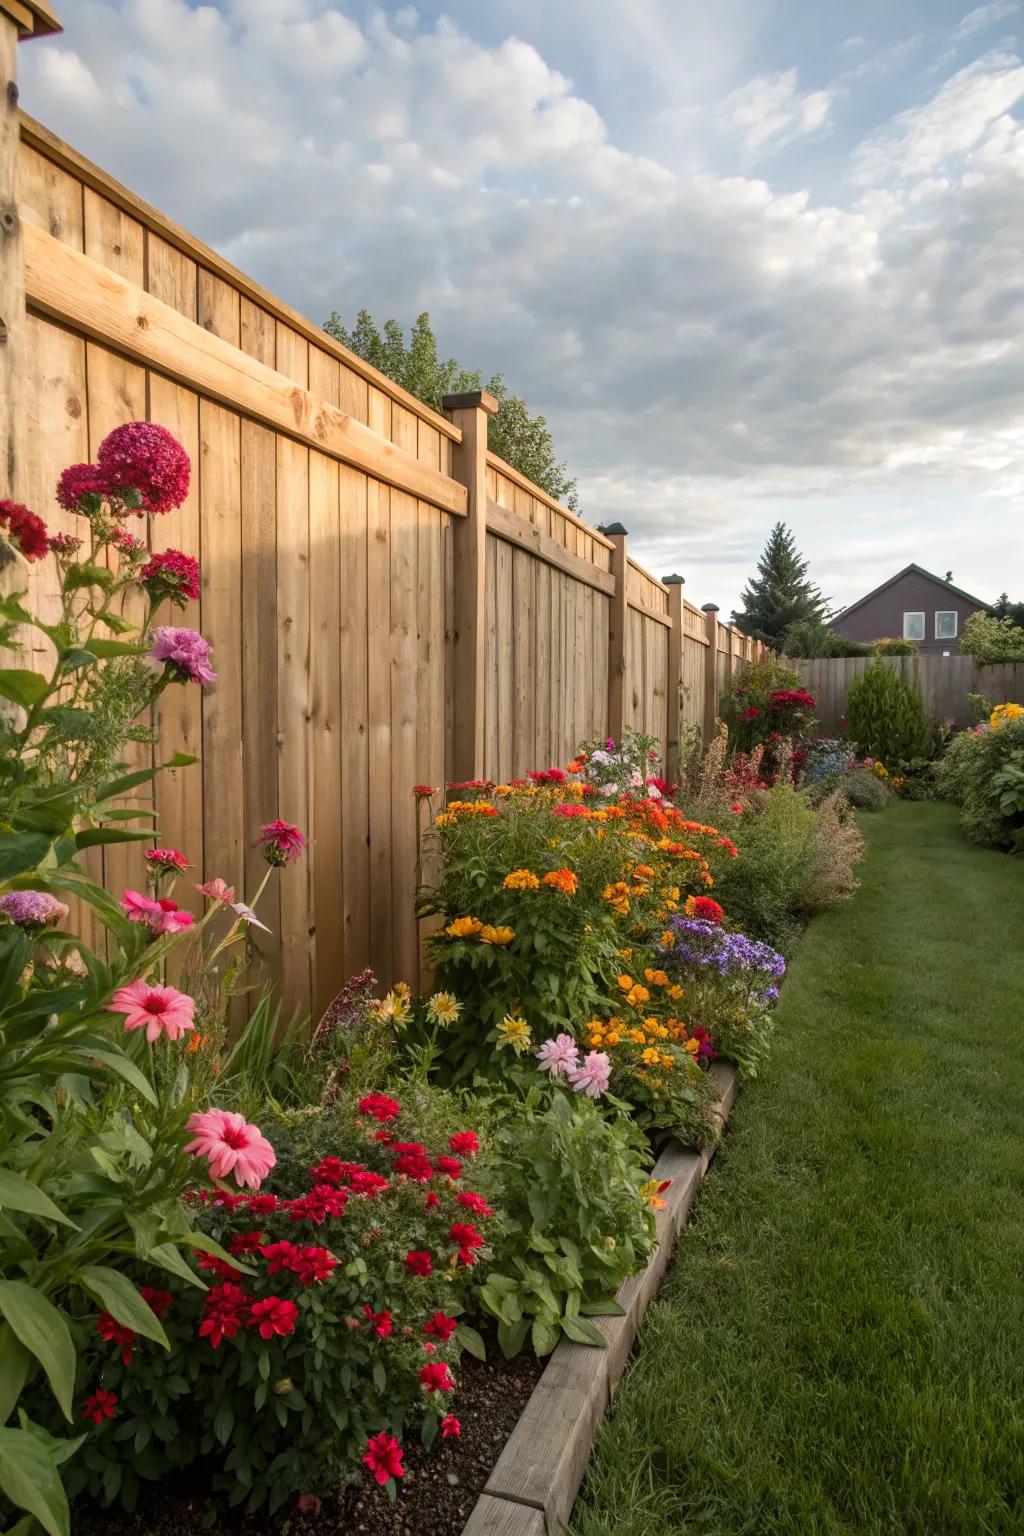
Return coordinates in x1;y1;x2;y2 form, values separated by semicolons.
835;563;989;623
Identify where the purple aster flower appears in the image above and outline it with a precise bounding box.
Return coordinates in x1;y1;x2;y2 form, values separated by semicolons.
0;890;70;929
536;1033;580;1078
150;626;217;686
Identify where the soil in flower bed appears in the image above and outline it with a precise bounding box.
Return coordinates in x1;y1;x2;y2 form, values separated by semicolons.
76;1340;545;1536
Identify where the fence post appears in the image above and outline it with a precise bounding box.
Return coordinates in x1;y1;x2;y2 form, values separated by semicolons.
605;522;628;744
663;573;684;783
442;390;499;782
701;603;719;745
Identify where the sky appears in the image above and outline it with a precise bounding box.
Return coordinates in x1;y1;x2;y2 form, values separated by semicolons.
19;0;1024;616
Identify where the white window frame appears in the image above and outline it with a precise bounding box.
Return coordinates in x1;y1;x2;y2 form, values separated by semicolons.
934;610;958;641
903;611;925;641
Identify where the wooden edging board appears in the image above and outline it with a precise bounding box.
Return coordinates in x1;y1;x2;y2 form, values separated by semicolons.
461;1059;740;1536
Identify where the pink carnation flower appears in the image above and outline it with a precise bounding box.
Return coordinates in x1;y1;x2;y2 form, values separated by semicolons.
151;626;217;686
196;877;235;903
120;890;194;935
56;463;111;513
107;978;196;1043
140;548;200;606
96;422;191;514
536;1033;580;1079
568;1050;612;1099
184;1108;277;1190
145;848;189;873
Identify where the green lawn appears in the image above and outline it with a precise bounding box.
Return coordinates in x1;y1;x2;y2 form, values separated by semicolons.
573;803;1024;1536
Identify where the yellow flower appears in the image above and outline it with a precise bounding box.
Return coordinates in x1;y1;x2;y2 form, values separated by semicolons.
427;991;462;1028
503;869;540;891
668;984;684;1001
372;989;412;1025
991;703;1024;730
480;925;515;946
618;948;634;961
606;1031;621;1046
496;1014;532;1055
434;812;455;827
617;974;634;991
659;930;675;948
625;984;651;1008
639;1179;670;1211
684;1038;700;1055
641;1046;661;1065
644;968;669;987
446;915;483;939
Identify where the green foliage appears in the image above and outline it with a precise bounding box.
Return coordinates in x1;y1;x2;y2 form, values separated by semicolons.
804;764;893;812
872;636;918;656
936;718;1024;849
845;661;932;765
720;656;813;754
473;1085;656;1358
323;309;578;509
732;523;828;648
966;691;992;726
960;611;1024;663
780;619;872;659
993;592;1024;627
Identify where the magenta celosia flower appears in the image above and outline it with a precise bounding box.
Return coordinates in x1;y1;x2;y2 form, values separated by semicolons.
96;422;191;513
150;626;217;686
568;1049;612;1099
111;526;146;556
258;819;307;867
184;1108;276;1190
0;890;70;929
196;877;235;903
108;978;196;1043
47;531;82;555
140;548;200;606
56;463;111;513
536;1033;580;1079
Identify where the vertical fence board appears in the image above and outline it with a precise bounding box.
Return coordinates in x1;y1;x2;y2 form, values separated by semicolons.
339;465;370;981
276;437;312;1019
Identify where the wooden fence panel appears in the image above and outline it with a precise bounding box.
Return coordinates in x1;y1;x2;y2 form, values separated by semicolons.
786;655;1024;735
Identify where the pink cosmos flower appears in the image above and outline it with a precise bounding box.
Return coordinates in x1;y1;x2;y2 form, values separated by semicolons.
184;1109;277;1190
150;626;217;686
568;1050;612;1099
536;1033;580;1079
108;978;196;1043
96;422;191;513
258;819;307;866
196;877;235;903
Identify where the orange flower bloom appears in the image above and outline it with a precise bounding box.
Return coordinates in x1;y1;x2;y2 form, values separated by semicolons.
446;916;483;939
479;924;515;946
542;868;578;896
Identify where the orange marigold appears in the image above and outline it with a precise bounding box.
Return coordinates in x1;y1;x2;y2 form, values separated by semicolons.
542;868;578;896
446;916;483;939
503;869;540;891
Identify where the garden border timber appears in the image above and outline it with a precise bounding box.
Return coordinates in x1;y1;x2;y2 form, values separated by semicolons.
461;1060;740;1536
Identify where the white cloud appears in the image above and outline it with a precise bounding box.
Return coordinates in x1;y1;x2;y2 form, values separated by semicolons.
17;2;1024;612
951;1;1019;46
721;67;833;154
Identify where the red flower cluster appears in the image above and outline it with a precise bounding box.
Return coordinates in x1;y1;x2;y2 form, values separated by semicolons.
738;706;761;723
96;421;191;513
0;499;49;562
362;1304;393;1338
689;895;724;924
261;1240;338;1285
140;548;201;605
57;463;110;512
96;1311;135;1366
424;1311;458;1342
449;1222;484;1267
198;1282;297;1348
404;1250;433;1277
528;767;566;785
81;1388;119;1424
769;688;816;711
412;784;436;799
286;1184;348;1225
445;778;494;793
419;1361;454;1393
358;1093;401;1124
449;1131;480;1157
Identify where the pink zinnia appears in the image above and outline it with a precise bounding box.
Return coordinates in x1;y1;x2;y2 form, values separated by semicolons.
120;889;194;935
108;979;196;1043
96;422;190;513
568;1050;612;1099
258;819;307;867
145;847;189;873
184;1109;276;1190
362;1432;404;1486
536;1033;580;1079
150;626;217;686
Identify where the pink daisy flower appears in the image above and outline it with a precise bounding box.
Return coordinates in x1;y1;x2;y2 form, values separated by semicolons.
258;820;307;867
107;979;196;1043
568;1050;612;1099
184;1108;277;1190
536;1033;580;1079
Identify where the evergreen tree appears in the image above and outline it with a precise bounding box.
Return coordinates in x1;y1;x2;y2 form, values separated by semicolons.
733;522;827;648
323;309;578;510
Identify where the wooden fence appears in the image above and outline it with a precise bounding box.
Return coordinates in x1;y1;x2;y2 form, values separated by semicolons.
1;10;763;1014
785;654;1024;735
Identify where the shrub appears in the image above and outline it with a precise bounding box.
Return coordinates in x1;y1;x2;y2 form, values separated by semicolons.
63;1096;489;1514
721;657;816;753
845;661;932;765
473;1083;657;1358
781;619;872;659
960;611;1024;664
936;714;1024;849
872;636;918;656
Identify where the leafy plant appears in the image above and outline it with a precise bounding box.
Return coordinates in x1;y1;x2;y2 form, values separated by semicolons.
959;611;1024;664
845;661;932;766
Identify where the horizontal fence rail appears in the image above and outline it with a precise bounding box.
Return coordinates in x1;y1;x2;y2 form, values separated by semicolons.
3;98;765;1017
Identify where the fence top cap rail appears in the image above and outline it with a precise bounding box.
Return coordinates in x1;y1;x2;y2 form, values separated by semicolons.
3;0;61;37
627;555;670;596
483;448;614;550
17;112;462;445
442;389;500;416
701;602;720;613
663;573;685;585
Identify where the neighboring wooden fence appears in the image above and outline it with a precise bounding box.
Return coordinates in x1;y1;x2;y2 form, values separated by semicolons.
785;654;1024;735
1;18;764;1013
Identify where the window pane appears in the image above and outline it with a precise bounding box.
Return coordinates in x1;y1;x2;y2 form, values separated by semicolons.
935;611;958;639
903;612;925;640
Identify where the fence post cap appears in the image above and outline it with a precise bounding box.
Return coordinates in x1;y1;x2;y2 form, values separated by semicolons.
0;0;62;36
600;521;629;536
701;602;720;613
662;573;685;585
441;390;500;416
